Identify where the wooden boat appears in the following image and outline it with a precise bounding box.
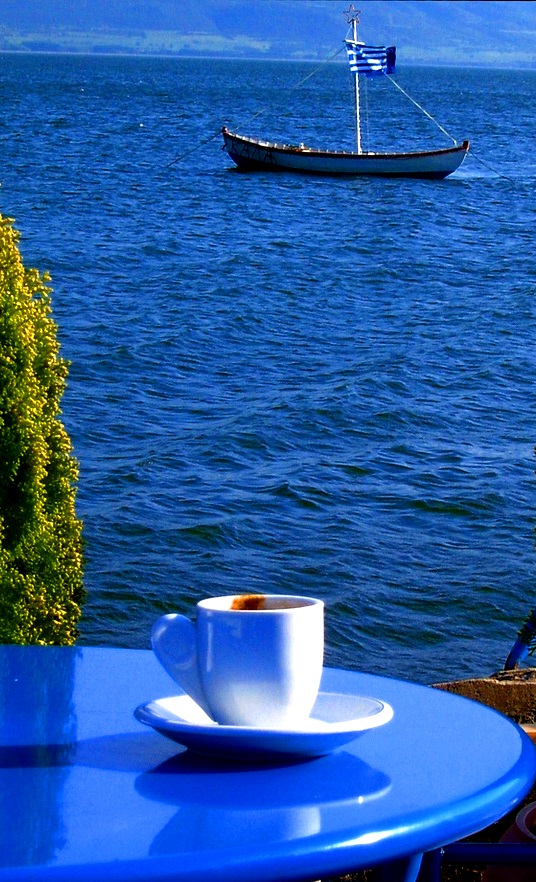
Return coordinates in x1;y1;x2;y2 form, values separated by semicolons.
222;6;469;180
221;128;470;179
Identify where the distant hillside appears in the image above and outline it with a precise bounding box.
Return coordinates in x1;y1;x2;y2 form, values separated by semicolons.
1;1;535;66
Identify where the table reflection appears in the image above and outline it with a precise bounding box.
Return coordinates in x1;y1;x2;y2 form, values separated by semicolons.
136;750;391;855
0;647;77;869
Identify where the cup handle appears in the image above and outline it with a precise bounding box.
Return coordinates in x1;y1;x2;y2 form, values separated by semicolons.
151;614;213;718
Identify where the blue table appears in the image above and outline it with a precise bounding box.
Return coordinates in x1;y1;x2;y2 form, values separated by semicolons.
0;645;534;882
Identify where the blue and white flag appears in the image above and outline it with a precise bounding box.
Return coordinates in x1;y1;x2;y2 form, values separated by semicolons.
345;41;396;76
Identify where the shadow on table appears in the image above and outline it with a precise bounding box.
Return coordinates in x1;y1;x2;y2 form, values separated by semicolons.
0;731;181;772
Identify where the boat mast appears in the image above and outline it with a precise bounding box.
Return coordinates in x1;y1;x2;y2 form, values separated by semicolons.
346;6;361;154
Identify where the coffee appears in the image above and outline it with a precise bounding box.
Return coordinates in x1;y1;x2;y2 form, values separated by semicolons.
230;594;310;611
230;594;266;610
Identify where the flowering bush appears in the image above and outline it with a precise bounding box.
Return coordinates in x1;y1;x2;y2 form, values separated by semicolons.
0;215;84;643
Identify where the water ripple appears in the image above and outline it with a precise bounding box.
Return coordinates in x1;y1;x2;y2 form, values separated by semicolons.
1;56;535;682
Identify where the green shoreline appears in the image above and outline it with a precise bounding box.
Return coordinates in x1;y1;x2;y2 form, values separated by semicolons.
1;27;536;68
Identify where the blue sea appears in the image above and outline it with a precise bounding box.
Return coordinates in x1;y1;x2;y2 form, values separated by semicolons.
0;53;535;685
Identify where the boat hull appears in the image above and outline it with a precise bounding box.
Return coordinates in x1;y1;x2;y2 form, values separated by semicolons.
222;128;470;180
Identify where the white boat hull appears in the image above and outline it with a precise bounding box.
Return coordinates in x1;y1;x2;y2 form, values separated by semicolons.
222;128;470;180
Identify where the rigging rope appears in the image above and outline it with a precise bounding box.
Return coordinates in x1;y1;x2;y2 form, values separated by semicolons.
383;77;515;183
386;74;515;183
382;73;515;184
237;44;347;131
164;44;346;169
385;75;457;144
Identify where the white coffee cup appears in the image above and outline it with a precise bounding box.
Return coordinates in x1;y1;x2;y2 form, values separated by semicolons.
151;594;324;728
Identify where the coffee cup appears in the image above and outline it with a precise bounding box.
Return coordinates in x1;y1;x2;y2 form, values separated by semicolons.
151;594;324;728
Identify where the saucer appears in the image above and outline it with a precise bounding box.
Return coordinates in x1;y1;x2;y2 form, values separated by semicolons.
134;691;393;759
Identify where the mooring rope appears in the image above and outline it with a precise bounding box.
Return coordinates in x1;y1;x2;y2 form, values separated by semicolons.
465;149;515;185
164;129;222;169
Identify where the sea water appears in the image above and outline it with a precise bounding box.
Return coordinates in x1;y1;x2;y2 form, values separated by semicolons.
0;54;535;684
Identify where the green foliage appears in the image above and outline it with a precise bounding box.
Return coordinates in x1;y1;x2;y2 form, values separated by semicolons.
0;215;84;644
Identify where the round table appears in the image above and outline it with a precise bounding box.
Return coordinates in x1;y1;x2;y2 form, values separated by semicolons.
0;645;534;881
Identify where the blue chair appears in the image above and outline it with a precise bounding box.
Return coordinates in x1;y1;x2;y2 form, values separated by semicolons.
416;841;536;881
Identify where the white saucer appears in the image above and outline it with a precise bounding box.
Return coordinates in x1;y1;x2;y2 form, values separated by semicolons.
134;691;393;759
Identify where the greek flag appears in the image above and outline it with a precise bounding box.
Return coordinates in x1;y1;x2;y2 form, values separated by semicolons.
345;41;396;76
